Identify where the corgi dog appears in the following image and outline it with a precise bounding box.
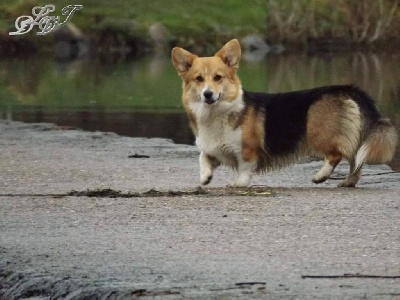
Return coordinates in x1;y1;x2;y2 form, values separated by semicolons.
171;39;398;187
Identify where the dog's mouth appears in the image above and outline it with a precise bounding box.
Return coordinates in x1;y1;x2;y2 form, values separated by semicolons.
205;98;215;105
202;93;221;105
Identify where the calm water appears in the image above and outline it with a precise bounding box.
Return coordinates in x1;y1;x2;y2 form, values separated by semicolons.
1;52;400;169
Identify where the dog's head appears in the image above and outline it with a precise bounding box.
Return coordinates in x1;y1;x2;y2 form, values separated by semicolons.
172;39;242;108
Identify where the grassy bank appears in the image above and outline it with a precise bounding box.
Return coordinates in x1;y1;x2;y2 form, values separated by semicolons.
1;0;266;55
1;0;399;55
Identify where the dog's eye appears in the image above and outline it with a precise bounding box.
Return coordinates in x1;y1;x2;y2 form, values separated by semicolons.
195;76;204;82
214;75;222;81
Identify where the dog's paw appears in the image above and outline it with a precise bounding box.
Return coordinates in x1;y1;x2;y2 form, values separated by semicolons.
312;175;328;184
200;175;212;185
200;166;213;185
337;180;356;188
227;178;250;188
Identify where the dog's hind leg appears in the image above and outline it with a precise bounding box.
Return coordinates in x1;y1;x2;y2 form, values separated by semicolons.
312;153;342;184
338;158;362;187
199;152;220;185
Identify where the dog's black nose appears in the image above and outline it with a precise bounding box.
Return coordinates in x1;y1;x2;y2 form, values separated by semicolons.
203;90;213;100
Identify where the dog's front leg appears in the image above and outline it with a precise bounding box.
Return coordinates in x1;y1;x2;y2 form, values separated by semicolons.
199;152;220;185
228;158;256;187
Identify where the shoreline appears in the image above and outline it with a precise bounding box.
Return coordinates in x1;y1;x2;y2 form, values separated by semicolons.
2;32;400;60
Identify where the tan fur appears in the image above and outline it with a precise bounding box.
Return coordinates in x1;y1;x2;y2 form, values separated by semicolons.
365;119;398;163
327;153;343;166
307;96;361;160
240;106;265;164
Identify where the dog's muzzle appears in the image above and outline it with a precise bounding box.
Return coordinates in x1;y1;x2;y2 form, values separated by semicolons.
203;90;220;105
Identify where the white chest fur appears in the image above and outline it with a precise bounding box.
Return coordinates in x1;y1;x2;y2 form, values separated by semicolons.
196;118;242;167
190;95;244;167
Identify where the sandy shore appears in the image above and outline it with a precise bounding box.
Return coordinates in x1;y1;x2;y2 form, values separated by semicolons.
1;121;399;299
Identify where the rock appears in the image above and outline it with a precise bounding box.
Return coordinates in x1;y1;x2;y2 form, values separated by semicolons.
53;23;89;60
241;35;270;62
241;35;285;61
241;34;270;53
148;23;175;52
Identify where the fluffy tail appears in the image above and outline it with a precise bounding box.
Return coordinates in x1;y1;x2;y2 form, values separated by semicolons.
354;118;398;172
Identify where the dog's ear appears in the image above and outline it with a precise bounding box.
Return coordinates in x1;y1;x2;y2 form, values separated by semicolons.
171;47;197;75
215;39;241;69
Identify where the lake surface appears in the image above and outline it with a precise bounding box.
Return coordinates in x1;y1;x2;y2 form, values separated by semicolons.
1;51;399;169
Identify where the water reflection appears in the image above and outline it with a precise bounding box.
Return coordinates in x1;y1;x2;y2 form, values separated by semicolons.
264;53;400;106
0;52;399;169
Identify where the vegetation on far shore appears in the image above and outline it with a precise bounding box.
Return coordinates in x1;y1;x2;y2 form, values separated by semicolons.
0;0;399;54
